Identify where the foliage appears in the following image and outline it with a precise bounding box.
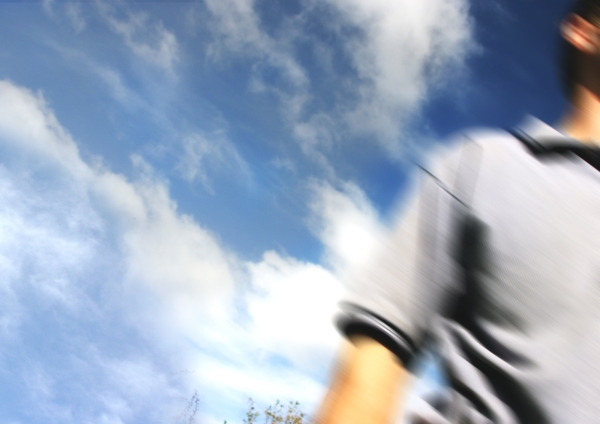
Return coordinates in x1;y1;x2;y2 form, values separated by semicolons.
228;398;307;424
179;391;200;424
178;392;308;424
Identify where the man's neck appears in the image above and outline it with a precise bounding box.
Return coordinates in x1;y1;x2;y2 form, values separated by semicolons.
559;84;600;146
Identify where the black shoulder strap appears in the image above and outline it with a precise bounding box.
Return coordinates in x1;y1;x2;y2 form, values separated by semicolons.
508;128;546;155
510;128;600;172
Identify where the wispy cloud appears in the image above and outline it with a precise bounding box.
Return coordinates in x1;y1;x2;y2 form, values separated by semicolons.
204;0;308;89
202;0;319;161
201;0;474;164
97;1;179;74
65;0;86;33
41;0;87;33
48;42;147;112
176;131;251;193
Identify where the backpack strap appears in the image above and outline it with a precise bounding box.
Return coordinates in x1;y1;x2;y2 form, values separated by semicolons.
510;127;600;172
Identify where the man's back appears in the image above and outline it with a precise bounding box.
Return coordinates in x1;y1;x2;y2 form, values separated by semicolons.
321;118;600;423
317;2;600;421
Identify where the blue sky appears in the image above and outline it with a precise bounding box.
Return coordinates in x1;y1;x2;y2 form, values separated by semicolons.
0;0;574;423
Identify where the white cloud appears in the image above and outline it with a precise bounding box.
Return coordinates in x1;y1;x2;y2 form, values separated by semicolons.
97;2;179;74
0;80;228;421
1;76;427;422
0;80;87;175
201;0;474;162
308;180;385;275
0;79;352;421
324;0;473;149
246;251;342;373
186;181;388;414
0;81;236;317
0;79;189;416
121;158;240;322
203;0;319;160
204;0;308;89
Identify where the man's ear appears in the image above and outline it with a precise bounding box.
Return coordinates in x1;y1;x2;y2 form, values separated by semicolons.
561;13;600;54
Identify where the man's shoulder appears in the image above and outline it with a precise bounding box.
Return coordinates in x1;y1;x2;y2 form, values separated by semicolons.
453;117;563;159
447;126;526;159
421;126;524;184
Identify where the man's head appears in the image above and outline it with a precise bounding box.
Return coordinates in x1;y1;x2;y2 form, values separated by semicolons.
561;0;600;97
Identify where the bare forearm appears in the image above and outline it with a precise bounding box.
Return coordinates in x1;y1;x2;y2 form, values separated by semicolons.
316;337;410;424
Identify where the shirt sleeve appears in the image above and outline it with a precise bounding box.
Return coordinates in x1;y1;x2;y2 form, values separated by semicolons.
336;141;470;365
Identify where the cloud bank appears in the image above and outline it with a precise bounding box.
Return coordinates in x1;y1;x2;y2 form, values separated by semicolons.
0;79;386;422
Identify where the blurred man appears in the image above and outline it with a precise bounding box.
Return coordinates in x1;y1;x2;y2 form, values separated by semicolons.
317;1;600;423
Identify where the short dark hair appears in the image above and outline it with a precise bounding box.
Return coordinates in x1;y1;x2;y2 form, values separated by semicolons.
561;0;600;97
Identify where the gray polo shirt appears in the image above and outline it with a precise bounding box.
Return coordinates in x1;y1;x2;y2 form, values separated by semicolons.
338;118;600;423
